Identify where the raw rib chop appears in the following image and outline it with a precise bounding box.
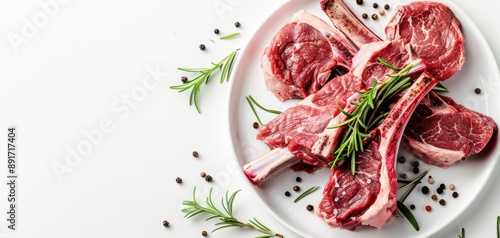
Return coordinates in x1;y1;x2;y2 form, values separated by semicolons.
245;40;424;185
261;10;356;101
402;92;498;168
385;1;465;81
316;72;438;230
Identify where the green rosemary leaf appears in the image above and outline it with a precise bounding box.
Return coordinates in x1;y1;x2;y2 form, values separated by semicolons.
458;227;465;238
497;216;499;238
433;83;449;92
247;95;281;114
397;201;420;231
399;169;429;190
220;32;241;39
246;96;263;125
378;57;402;71
177;67;211;73
294;186;320;203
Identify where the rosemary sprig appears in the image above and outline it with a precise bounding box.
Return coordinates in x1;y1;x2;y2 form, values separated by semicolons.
432;83;449;92
170;48;240;113
182;187;283;238
220;32;241;40
497;216;499;238
397;169;429;231
293;186;320;203
246;95;281;126
459;227;465;238
328;59;414;174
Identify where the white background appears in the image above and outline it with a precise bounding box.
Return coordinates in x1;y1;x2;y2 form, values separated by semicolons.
1;0;499;237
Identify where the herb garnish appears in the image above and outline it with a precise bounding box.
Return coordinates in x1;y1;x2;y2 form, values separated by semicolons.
328;58;414;174
293;186;320;203
397;169;429;231
246;95;281;125
497;216;500;238
182;187;284;238
458;227;465;238
220;32;241;40
170;48;239;113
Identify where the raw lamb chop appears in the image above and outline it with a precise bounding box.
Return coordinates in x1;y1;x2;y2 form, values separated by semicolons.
261;10;356;101
245;40;424;185
316;72;437;230
402;92;498;168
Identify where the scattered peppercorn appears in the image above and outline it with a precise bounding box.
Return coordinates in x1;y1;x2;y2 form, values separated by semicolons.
437;187;443;194
296;177;302;182
474;88;481;94
205;175;213;182
201;230;208;236
214;28;220;34
452;191;459;198
372;14;378;20
397;156;406;163
192;151;199;157
253;122;259;129
439;199;446;206
373;3;379;8
400;173;408;179
425;205;432;212
199;44;206;51
234;21;241;28
285;191;291;197
362;13;368;19
384;4;390;10
306;205;314;211
411;161;420;167
421;186;430;194
181;76;188;83
379;10;385;16
163;220;169;227
176;177;182;184
428;176;435;184
410;204;416;210
449;184;456;190
413;167;420;174
200;172;206;178
356;0;363;5
293;186;300;192
431;194;438;201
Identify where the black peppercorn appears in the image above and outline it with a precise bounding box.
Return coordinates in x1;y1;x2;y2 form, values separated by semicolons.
234;21;241;28
373;3;379;8
356;0;363;5
214;28;220;34
421;186;430;194
199;44;206;51
439;199;446;206
192;151;199;157
205;175;213;182
181;76;188;83
413;167;420;174
362;13;368;19
296;177;302;182
410;204;415;210
175;177;182;184
253;122;259;129
452;191;459;198
411;161;420;167
474;88;481;94
397;156;406;163
306;205;314;211
293;186;300;192
400;173;408;179
372;14;378;20
384;4;390;10
437;187;443;194
285;191;291;197
163;220;169;227
439;183;446;189
201;230;208;236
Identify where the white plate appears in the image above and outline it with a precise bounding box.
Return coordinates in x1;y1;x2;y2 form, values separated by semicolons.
228;0;500;237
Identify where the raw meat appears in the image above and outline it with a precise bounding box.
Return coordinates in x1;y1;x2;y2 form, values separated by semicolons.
245;40;424;185
402;92;498;168
316;72;438;230
385;1;465;81
261;10;356;101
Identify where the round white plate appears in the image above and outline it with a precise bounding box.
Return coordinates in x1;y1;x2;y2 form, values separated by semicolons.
228;1;500;237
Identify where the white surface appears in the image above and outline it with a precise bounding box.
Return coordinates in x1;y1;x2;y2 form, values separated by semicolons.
0;0;499;237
